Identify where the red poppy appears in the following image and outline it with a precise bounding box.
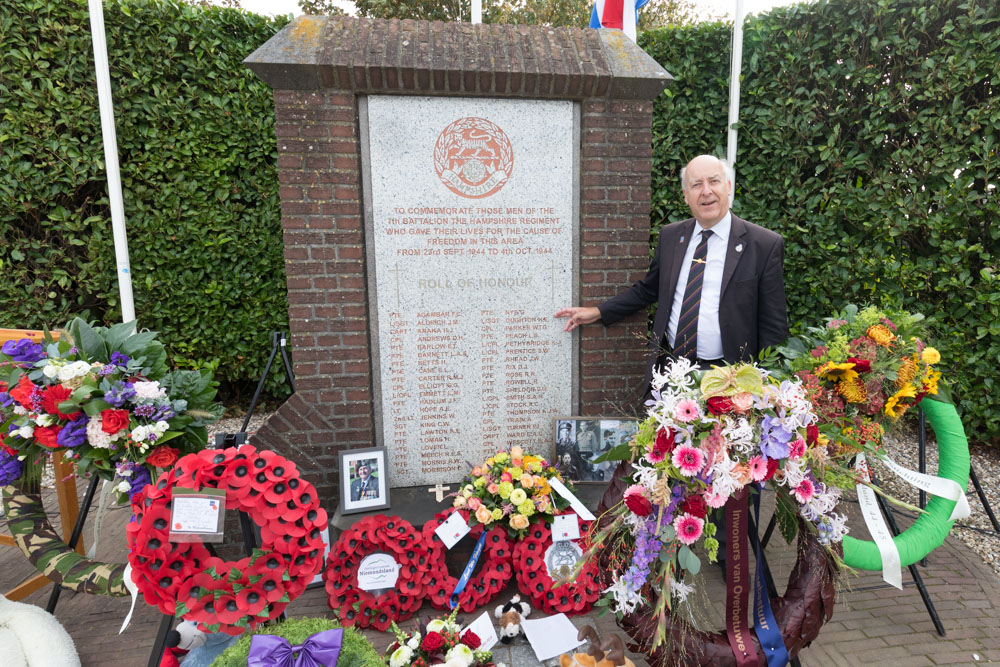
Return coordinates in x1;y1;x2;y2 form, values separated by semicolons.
234;588;268;617
41;384;80;420
33;425;62;448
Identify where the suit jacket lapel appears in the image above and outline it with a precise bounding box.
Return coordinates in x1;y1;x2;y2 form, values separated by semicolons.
664;218;697;311
721;214;748;299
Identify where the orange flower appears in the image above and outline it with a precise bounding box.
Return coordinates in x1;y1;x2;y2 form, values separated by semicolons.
836;378;867;404
509;514;529;530
866;324;895;348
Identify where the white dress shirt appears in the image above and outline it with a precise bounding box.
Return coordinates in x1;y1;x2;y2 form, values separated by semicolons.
666;212;731;360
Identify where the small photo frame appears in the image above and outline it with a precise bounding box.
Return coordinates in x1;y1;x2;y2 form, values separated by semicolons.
553;417;639;483
339;447;390;515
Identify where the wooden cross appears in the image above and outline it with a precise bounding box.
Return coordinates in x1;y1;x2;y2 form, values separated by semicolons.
428;483;451;502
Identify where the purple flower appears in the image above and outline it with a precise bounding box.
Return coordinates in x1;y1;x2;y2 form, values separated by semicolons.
0;450;23;486
622;516;662;593
57;416;89;448
104;382;136;408
1;339;45;363
110;351;130;366
0;391;12;408
132;403;173;420
115;462;152;503
760;415;793;460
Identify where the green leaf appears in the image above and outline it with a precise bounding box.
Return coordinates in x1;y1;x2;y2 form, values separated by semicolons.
775;491;799;545
592;443;631;463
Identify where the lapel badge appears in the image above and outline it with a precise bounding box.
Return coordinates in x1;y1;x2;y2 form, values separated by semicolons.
680;235;685;244
735;243;744;253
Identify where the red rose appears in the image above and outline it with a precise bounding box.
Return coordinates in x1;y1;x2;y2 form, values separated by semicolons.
34;425;62;448
9;376;36;410
624;491;653;517
706;396;735;415
461;630;482;650
762;457;779;481
146;446;180;469
680;494;708;519
847;357;871;373
421;631;445;653
651;427;676;460
42;385;80;420
101;409;131;435
806;424;819;445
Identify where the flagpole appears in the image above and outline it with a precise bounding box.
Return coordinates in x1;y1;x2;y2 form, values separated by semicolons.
726;0;745;177
88;0;136;326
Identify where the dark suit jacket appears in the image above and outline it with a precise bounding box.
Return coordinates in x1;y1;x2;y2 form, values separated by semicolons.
598;214;788;381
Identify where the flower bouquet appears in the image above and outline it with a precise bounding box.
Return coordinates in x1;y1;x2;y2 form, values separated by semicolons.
386;608;504;667
583;359;850;648
0;318;223;502
779;304;942;454
454;446;571;538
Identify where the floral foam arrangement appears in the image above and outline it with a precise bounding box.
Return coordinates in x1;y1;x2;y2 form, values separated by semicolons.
386;607;504;667
0;319;223;502
454;446;571;539
779;304;942;454
585;359;849;647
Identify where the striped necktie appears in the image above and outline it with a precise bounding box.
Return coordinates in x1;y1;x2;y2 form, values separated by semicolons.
673;229;713;361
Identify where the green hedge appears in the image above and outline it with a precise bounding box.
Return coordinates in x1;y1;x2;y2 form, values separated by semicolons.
0;0;290;396
640;0;999;441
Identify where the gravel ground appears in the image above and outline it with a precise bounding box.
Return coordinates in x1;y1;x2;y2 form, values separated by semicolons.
6;409;999;580
873;416;1000;578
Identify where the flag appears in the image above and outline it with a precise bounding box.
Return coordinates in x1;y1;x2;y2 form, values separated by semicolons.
590;0;650;42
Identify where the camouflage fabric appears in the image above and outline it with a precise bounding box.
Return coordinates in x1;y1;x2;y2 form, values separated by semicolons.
2;484;128;596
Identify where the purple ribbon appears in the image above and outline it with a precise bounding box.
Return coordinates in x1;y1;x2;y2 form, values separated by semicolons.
248;628;343;667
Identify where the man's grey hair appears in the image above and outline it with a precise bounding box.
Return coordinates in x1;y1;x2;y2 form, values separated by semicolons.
680;157;736;192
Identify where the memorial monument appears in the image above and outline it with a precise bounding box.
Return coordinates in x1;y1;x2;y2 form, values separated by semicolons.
245;16;671;507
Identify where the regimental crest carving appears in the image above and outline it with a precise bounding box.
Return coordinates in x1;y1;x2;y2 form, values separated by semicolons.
433;117;514;199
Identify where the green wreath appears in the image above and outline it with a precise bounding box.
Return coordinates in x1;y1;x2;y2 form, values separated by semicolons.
210;617;383;667
842;398;970;569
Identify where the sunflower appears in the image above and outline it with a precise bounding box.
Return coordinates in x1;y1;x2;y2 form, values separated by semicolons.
817;361;860;383
922;368;941;395
836;377;867;403
884;383;917;419
866;324;896;348
896;356;918;388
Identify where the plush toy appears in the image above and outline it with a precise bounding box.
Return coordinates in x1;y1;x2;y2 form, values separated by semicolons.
559;625;636;667
0;593;81;667
494;595;531;644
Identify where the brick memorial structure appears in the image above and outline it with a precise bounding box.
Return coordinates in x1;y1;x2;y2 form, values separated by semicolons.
245;16;671;510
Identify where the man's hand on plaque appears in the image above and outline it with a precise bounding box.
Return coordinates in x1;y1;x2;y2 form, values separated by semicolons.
554;306;602;332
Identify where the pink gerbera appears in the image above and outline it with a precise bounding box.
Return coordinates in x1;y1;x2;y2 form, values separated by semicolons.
671;445;705;477
748;455;768;482
673;513;705;546
704;487;728;508
674;398;702;423
788;438;806;459
792;478;816;503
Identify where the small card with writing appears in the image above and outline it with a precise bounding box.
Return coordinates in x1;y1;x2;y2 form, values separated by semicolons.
551;514;580;542
548;478;597;521
462;611;499;651
434;511;471;550
168;487;225;543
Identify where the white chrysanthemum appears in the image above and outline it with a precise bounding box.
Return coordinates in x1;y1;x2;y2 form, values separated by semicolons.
57;365;77;382
42;363;60;379
131;425;149;442
133;381;166;400
425;619;448;634
670;578;695;603
445;644;474;667
70;361;92;378
389;645;413;667
406;634;420;650
153;421;170;434
86;418;112;448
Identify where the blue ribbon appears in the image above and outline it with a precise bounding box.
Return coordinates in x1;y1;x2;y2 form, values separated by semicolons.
751;484;790;667
449;531;487;610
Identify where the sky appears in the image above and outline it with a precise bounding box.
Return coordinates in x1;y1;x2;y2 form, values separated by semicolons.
231;0;805;20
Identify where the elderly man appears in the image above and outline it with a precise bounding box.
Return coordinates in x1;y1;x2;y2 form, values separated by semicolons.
555;154;788;384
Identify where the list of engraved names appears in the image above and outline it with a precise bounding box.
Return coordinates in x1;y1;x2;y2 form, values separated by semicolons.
366;96;575;485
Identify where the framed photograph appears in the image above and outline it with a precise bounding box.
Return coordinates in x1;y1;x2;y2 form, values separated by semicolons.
553;417;640;483
339;447;390;515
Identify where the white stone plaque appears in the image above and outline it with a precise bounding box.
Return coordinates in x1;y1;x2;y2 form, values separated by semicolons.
365;95;575;485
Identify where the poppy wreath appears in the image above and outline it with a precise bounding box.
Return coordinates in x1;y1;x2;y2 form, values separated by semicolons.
512;512;600;616
126;445;328;635
323;514;431;631
420;507;514;611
